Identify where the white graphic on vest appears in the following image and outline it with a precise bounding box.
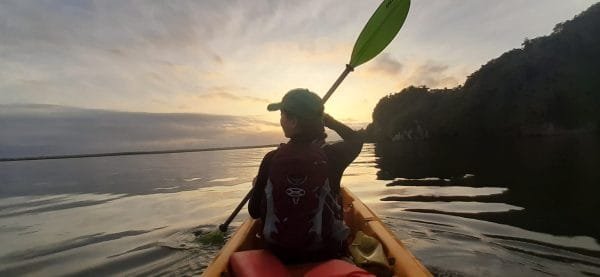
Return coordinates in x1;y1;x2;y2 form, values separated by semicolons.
286;176;307;205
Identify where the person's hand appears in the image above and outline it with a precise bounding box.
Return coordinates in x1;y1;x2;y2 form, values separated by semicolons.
323;113;335;128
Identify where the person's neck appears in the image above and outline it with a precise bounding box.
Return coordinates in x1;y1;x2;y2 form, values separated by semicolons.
290;134;324;144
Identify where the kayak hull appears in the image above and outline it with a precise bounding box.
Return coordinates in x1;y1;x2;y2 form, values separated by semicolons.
202;187;431;277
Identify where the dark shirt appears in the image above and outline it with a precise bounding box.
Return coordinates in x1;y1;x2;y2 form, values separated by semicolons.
248;117;363;222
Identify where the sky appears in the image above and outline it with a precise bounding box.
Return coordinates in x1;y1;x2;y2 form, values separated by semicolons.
0;0;596;124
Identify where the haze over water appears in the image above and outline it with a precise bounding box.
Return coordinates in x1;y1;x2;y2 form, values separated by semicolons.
1;142;598;276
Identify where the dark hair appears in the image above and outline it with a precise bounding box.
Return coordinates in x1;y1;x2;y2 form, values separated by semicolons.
282;109;326;141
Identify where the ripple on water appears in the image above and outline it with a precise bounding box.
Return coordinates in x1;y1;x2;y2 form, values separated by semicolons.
344;171;600;277
378;211;600;277
208;177;238;182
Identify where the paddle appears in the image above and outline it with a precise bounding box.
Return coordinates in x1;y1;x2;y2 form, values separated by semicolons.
211;0;411;236
323;0;411;102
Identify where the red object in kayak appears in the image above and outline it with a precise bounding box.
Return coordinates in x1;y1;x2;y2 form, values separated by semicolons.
304;259;374;277
229;249;373;277
229;250;290;277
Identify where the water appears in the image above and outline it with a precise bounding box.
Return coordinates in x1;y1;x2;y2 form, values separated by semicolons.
1;142;599;276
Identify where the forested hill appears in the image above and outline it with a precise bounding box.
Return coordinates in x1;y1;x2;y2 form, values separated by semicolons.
367;3;600;141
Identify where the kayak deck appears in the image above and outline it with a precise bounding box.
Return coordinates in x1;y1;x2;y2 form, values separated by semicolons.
202;187;431;277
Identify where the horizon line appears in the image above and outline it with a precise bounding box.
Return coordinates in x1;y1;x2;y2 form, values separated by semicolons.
0;144;280;163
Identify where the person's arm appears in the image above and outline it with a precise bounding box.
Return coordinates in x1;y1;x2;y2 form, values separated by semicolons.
324;113;362;141
248;150;275;219
323;113;364;168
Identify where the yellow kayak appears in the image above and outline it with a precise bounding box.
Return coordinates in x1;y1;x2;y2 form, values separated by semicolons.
202;187;432;277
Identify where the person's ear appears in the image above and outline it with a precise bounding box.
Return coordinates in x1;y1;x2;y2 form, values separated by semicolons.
289;117;298;129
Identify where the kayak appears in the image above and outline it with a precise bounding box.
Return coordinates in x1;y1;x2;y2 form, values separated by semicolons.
202;187;432;277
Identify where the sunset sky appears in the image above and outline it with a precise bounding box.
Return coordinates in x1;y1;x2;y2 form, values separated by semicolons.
0;0;595;124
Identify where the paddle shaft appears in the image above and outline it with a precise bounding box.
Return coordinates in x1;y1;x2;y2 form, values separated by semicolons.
219;189;252;232
322;64;354;103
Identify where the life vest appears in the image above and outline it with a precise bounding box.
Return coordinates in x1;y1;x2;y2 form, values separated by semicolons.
263;141;347;250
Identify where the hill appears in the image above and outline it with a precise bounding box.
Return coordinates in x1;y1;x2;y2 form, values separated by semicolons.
367;3;600;141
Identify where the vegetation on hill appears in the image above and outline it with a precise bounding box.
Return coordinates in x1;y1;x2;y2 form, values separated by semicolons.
367;3;600;141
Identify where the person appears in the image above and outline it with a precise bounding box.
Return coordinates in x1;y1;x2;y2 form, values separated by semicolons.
248;88;363;263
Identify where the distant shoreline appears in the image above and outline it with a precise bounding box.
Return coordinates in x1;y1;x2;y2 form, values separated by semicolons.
0;144;279;163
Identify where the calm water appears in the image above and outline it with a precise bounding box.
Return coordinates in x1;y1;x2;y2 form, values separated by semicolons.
1;142;599;276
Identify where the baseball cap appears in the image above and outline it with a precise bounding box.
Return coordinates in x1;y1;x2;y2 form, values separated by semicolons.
267;88;324;119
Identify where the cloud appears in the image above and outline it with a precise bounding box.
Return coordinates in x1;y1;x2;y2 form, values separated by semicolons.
197;87;270;103
404;61;460;89
195;86;271;109
367;53;404;76
0;0;593;123
0;104;282;158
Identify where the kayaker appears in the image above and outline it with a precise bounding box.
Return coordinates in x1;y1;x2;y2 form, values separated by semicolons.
248;88;363;263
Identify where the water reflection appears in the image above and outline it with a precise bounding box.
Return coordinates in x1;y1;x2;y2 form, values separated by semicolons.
0;148;269;197
374;135;600;240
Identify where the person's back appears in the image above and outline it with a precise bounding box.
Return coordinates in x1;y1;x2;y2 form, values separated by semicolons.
248;88;363;263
